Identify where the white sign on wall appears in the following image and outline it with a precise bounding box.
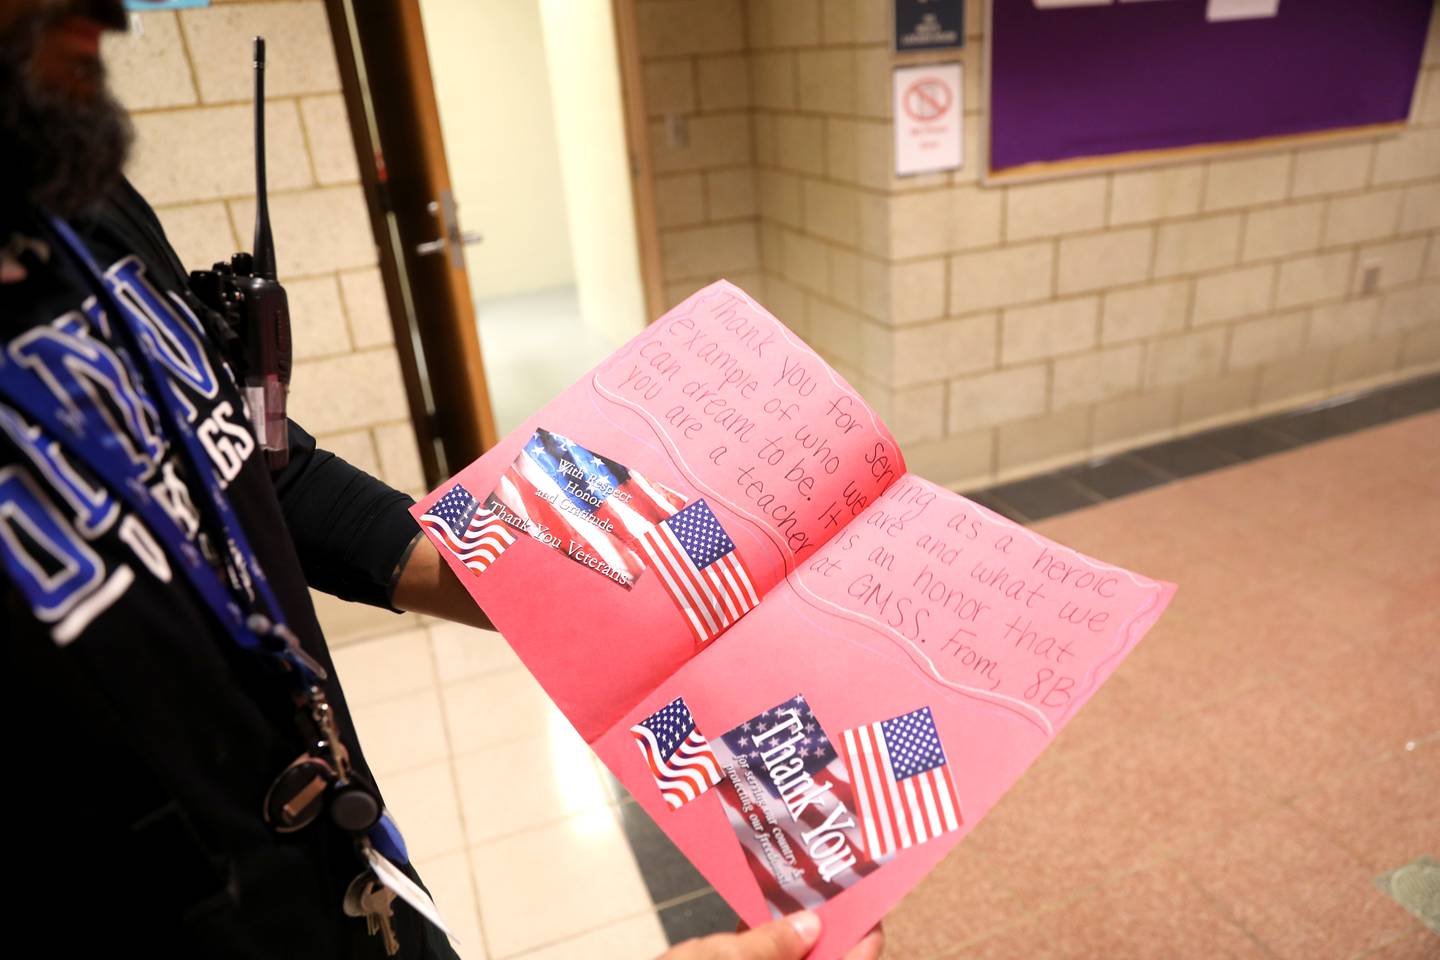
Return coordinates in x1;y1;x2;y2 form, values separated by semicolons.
893;62;963;177
1205;0;1280;21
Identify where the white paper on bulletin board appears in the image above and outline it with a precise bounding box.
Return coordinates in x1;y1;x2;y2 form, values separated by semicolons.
893;62;963;176
1206;0;1280;21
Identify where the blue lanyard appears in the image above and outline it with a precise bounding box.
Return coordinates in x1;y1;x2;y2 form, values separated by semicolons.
0;216;409;865
0;216;325;682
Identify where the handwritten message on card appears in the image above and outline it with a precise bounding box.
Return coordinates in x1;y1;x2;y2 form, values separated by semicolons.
593;286;903;567
792;477;1164;733
417;278;1178;960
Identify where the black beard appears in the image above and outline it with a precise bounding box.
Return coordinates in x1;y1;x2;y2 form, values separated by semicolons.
0;19;132;227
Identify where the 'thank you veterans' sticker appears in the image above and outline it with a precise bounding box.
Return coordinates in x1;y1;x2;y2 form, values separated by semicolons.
485;427;687;589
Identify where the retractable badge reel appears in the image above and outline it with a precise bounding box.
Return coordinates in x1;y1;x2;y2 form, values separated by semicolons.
262;680;382;836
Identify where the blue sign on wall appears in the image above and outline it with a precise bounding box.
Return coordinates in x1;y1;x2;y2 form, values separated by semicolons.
124;0;211;11
895;0;965;52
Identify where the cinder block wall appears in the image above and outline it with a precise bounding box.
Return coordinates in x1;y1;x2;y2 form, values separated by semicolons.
893;5;1440;488
746;0;958;466
108;0;426;641
636;0;766;308
642;0;1440;491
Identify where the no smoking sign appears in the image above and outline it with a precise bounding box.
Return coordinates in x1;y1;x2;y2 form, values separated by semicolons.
893;63;962;176
904;78;953;122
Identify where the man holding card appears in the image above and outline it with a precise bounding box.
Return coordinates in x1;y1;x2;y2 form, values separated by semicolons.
0;2;884;958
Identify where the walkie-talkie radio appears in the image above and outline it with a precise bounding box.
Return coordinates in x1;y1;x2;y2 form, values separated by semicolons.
189;37;293;470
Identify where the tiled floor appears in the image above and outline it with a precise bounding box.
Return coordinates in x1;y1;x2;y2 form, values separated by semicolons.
884;398;1439;958
334;374;1439;959
975;375;1440;524
476;286;625;437
334;624;669;959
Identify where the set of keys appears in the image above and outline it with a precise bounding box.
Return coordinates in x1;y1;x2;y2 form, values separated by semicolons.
344;871;401;956
258;685;441;957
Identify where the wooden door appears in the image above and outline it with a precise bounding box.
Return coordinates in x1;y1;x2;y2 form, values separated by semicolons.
324;0;497;485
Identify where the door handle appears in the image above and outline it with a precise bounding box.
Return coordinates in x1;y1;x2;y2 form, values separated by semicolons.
415;232;482;256
414;190;482;268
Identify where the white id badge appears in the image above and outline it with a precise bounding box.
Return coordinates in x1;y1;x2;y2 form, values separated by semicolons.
364;844;457;942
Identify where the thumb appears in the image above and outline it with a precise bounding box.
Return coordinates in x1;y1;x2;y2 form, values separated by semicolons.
732;911;822;960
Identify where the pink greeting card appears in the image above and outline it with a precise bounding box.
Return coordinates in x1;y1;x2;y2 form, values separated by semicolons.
412;281;1176;959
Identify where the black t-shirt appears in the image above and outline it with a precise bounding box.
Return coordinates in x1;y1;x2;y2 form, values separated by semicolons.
1;183;455;959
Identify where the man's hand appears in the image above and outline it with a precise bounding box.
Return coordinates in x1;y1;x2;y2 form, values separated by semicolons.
839;924;884;960
659;912;821;960
657;913;884;960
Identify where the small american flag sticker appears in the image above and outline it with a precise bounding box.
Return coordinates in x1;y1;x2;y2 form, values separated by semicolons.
630;696;723;810
638;499;759;646
838;706;962;859
420;483;515;576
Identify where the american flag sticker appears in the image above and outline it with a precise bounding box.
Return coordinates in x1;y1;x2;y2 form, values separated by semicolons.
838;706;962;859
630;696;723;810
419;483;516;576
638;499;760;646
710;694;882;917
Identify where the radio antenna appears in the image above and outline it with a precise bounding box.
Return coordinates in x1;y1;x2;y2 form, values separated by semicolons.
252;36;277;281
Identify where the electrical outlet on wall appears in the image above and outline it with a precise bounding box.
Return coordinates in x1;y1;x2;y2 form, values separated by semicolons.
666;114;689;149
1360;260;1382;296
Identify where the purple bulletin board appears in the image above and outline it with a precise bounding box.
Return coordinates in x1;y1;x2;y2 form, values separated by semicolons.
989;0;1434;174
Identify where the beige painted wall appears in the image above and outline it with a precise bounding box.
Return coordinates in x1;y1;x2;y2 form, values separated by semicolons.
420;0;576;299
640;0;1440;492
